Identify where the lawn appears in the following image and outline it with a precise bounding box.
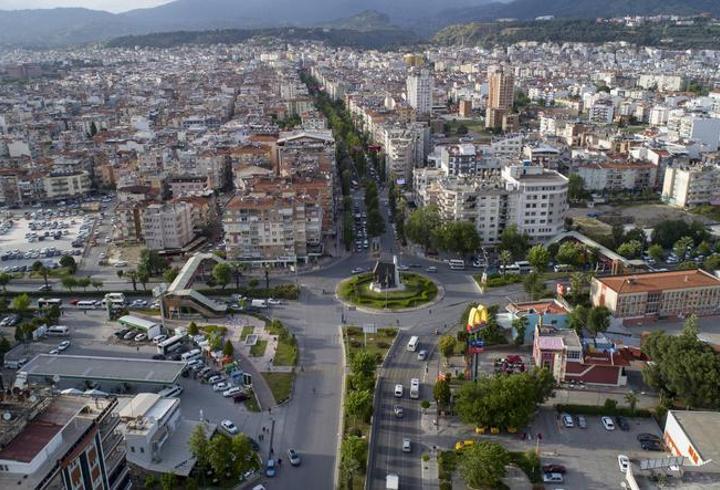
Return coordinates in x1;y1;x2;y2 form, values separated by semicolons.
262;372;295;404
240;325;254;341
201;324;228;336
344;326;397;364
249;340;267;357
265;320;298;366
338;272;437;310
244;391;261;412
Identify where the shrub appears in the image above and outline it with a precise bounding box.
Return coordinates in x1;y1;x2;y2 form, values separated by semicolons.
377;341;390;349
350;340;362;348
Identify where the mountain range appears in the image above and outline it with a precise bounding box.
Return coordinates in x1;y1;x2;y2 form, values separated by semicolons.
0;0;719;48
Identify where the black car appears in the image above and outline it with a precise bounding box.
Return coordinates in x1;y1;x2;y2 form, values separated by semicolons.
151;354;166;360
616;416;630;431
248;437;260;451
115;329;130;338
640;439;664;451
637;433;661;442
233;393;248;403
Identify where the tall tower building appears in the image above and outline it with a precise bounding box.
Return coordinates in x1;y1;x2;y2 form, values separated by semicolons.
485;65;515;129
406;68;433;116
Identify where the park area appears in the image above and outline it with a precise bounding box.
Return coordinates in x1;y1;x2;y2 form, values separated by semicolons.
337;272;437;310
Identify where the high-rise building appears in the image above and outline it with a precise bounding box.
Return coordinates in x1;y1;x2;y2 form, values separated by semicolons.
406;69;433;116
485;65;515;129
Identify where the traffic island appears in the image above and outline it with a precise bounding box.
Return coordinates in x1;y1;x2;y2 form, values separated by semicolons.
337;272;438;311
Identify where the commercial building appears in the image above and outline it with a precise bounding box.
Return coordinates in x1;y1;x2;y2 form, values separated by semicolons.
142;202;195;251
591;269;720;322
664;410;720;467
662;163;720;208
0;394;130;490
406;68;433;116
485;65;514;129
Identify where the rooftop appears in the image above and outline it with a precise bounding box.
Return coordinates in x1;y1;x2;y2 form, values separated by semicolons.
21;354;185;384
596;269;720;294
669;410;720;470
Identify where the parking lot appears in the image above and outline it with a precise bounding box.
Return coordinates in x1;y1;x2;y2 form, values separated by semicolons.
532;408;666;489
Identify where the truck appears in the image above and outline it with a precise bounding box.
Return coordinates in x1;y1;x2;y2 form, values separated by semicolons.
386;473;399;489
251;299;268;309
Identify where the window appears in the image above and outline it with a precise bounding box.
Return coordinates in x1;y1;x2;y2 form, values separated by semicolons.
130;447;135;453
140;447;145;453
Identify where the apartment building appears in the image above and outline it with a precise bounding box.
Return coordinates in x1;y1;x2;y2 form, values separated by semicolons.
576;161;657;191
502;164;569;242
0;394;129;490
142;202;195;251
485;65;514;129
223;195;322;264
591;269;720;322
43;170;91;200
406;68;433;115
662;163;720;208
589;100;615;124
678;116;720;151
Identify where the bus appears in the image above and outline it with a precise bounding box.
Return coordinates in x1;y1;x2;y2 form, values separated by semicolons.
77;300;98;310
448;259;465;270
47;325;69;336
181;349;202;362
409;378;420;400
157;334;186;355
38;298;63;309
407;336;419;352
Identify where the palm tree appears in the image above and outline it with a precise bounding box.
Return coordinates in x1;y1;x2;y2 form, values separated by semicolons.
625;392;639;415
32;261;50;290
0;272;12;293
127;270;138;291
499;250;513;277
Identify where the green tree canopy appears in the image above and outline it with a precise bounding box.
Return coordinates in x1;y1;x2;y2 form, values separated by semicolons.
617;240;643;259
526;244;550;272
433;378;451;407
212;263;233;289
0;272;12;292
556;242;583;266
435;221;480;257
438;335;457;361
459;441;511;489
405;205;442;252
222;339;234;357
500;225;531;260
567;174;587;202
647;243;664;262
345;389;374;424
59;254;77;273
587;306;611;335
188;424;210;469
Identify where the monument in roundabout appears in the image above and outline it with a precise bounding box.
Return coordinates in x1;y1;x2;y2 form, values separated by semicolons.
369;255;404;293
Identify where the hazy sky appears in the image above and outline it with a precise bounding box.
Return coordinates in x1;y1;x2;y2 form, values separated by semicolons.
0;0;173;13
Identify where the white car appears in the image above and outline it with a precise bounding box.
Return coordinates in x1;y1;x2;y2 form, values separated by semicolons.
602;416;616;431
152;334;168;344
562;414;574;428
114;261;128;268
394;384;403;398
267;298;282;305
618;454;630;473
351;267;364;274
402;438;412;453
57;340;71;351
425;266;437;273
213;382;231;392
223;387;242;397
48;348;59;355
221;419;239;435
207;375;225;385
542;473;564;483
134;333;147;342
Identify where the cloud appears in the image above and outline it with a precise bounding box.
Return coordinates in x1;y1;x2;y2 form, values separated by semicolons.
0;0;173;13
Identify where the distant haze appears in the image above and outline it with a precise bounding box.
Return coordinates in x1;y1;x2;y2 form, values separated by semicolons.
0;0;172;13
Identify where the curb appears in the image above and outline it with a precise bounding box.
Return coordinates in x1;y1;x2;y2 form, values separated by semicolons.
334;275;445;315
334;324;348;490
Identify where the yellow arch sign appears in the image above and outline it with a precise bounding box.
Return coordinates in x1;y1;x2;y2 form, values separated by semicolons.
467;305;489;330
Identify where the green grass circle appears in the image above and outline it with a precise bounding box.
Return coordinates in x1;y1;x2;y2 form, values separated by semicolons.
337;272;438;310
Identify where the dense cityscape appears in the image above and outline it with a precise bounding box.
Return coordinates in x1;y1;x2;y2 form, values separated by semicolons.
1;6;720;490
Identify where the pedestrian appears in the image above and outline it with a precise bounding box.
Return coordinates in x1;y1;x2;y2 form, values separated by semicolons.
270;448;274;456
262;426;266;433
429;309;432;315
136;346;139;352
278;458;282;466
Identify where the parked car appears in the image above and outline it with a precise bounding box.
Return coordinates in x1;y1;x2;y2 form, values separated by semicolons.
152;334;168;344
562;413;574;428
618;454;630;473
220;419;239;435
213;382;231;392
351;267;364;274
542;464;566;474
577;415;587;429
233;393;249;403
394;384;403;397
542;473;564;483
394;405;404;418
267;298;282;305
134;333;147;342
123;331;136;340
115;329;130;338
417;350;428;361
57;340;71;351
640;439;664;451
288;448;301;466
602;416;616;431
425;266;437;273
207;375;224;385
265;459;276;477
223;387;242;397
616;416;630;431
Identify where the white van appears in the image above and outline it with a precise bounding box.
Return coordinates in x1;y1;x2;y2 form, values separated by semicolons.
251;299;268;309
410;378;420;399
181;349;202;362
514;261;532;273
158;384;184;398
77;300;98;310
407;336;419;352
500;263;521;274
47;325;69;336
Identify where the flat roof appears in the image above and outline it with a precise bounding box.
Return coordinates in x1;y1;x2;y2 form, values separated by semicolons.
669;410;720;466
21;355;185;384
118;315;159;330
596;269;720;294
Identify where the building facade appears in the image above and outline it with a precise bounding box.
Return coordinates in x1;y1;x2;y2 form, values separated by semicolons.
485;65;514;129
662;163;720;208
142;202;195;251
406;68;433;116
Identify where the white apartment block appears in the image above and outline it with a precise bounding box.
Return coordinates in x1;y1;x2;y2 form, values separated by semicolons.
223;195;322;264
119;393;181;469
662;164;720;208
678;116;720;151
43;170;91;200
649;106;670;126
576;162;657;191
637;74;685;92
406;68;433;115
589;100;615;124
142;202;195;250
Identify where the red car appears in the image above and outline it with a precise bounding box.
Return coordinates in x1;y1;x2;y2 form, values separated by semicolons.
542;464;566;474
69;299;80;305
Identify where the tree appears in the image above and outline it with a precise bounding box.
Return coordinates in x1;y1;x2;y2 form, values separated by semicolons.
350;350;377;380
625;392;638;415
0;273;11;293
433;378;451;408
341;435;367;488
681;313;699;339
126;270;138;291
61;276;77;292
212;263;232;289
512;316;528;346
587;306;611;335
139;248;167;275
697;241;712;256
567;173;587;202
163;268;179;284
207;434;257;479
91;279;104;291
438;335;457;363
187;424;208;462
704;255;720;272
188;321;199;336
435;221;480;257
499;250;513;277
11;293;31;313
89;121;98;137
648;243;664;262
455;368;555;430
500;225;531;260
569;272;590;304
345;389;373;424
567;305;588;334
32;261;50;289
523;271;545;300
59;255;77;274
420;400;431;413
222;339;234;357
160;473;175;490
144;475;158;489
526;244;550;272
459;441;510;489
137;268;150;291
556;242;582;266
76;276;91;292
617;240;643;259
405;205;441;252
673;236;695;260
366;207;385;238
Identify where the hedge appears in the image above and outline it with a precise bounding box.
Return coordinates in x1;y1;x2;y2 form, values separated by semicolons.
556;403;652;418
200;284;300;300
